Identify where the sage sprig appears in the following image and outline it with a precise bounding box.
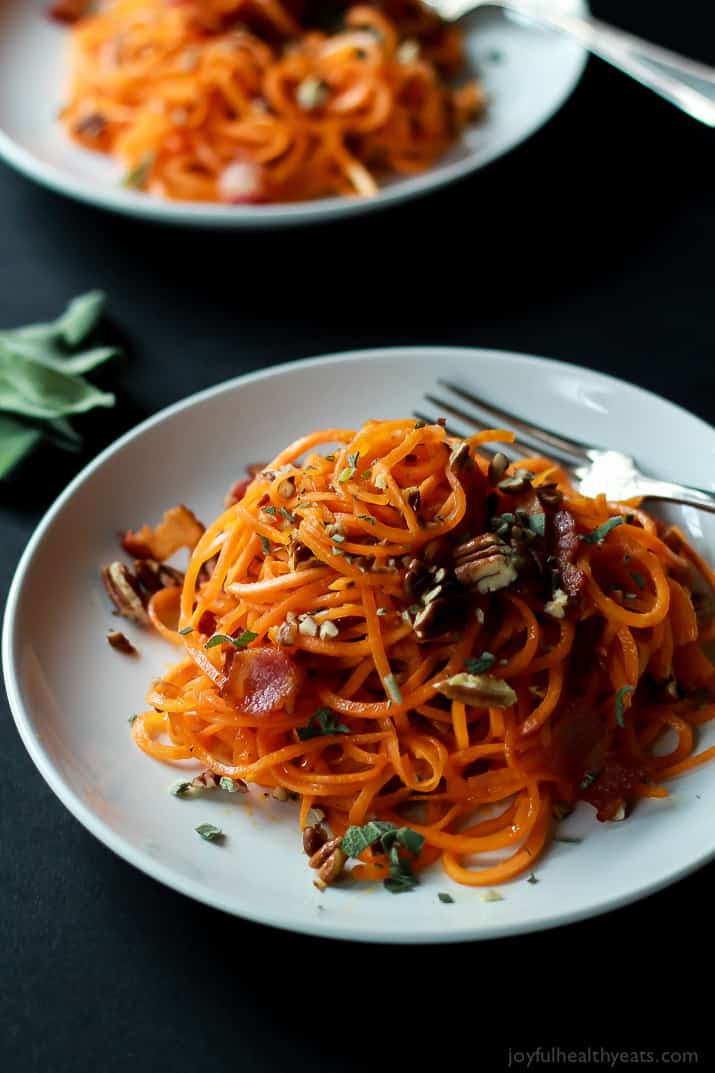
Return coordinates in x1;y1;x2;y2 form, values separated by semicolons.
0;292;121;478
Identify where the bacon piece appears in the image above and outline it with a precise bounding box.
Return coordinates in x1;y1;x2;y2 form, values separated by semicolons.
548;508;585;597
48;0;91;22
122;505;204;561
224;648;302;716
580;757;647;822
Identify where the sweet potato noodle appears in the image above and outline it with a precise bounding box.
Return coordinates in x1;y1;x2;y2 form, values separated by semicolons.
59;0;484;203
120;418;715;890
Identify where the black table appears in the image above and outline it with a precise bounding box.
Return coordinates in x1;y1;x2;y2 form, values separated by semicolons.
2;3;713;1070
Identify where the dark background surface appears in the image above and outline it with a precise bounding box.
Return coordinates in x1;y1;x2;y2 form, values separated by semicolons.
1;2;713;1071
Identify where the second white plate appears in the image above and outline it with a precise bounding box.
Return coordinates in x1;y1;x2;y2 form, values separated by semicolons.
0;1;587;227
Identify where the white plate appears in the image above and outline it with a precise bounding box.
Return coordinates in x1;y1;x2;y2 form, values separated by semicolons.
4;346;715;943
0;1;587;227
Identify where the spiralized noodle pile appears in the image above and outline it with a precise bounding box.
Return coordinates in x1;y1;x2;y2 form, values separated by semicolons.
117;418;715;890
59;0;484;202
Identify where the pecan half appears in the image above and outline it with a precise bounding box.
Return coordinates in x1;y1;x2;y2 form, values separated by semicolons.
497;468;534;495
309;836;347;890
102;562;149;624
106;630;138;656
453;533;517;594
436;672;517;708
303;824;328;857
74;113;106;139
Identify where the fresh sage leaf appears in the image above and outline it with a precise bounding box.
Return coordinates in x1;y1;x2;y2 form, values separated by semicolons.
0;415;42;478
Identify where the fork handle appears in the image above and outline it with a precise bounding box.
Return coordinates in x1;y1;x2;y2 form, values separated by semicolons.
630;477;715;515
502;2;715;127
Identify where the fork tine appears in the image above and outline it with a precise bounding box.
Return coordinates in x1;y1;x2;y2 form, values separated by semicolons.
437;380;592;463
422;395;535;459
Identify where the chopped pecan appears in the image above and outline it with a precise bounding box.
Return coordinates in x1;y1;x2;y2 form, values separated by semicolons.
497;468;534;495
448;441;470;474
488;452;509;484
74;113;106;139
106;630;138;656
102;562;149;624
436;672;517;708
453;533;517;594
122;505;204;562
303;824;328;857
309;836;347;890
133;558;184;594
405;486;421;513
404;558;433;601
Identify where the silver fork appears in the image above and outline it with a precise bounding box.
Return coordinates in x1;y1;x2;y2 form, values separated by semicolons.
422;0;715;127
417;381;715;515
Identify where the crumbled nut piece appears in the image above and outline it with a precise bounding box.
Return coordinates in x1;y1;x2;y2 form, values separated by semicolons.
303;824;328;857
610;802;627;822
488;452;509;483
296;76;329;111
191;770;221;790
319;620;339;640
544;587;569;619
106;630;138;656
404;558;432;601
277;478;295;499
448;442;470;474
271;786;289;801
497;469;534;495
396;37;420;63
277;619;298;646
298;616;318;637
436;672;517;708
102;562;149;624
453;534;517;594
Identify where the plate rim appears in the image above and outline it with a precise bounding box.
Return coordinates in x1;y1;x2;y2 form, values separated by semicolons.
4;343;715;943
0;2;589;228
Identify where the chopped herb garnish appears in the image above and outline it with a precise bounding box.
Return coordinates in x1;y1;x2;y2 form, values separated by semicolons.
580;516;624;544
384;673;403;704
331;532;345;543
630;571;645;590
171;781;192;797
465;652;496;675
414;420;426;429
338;466;355;483
526;512;546;537
580;769;600;791
195;823;223;842
219;776;239;792
555;836;583;844
260;534;270;555
615;684;635;727
123;152;155;189
438;892;455;903
204;630;257;650
377;607;388;616
297;707;350;740
360;469;372;481
262;505;277;516
358;514;375;525
527;873;538;884
279;506;297;524
408;604;421;614
128;714;138;725
347;451;359;468
341;821;424;894
178;626;193;635
325;454;336;462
